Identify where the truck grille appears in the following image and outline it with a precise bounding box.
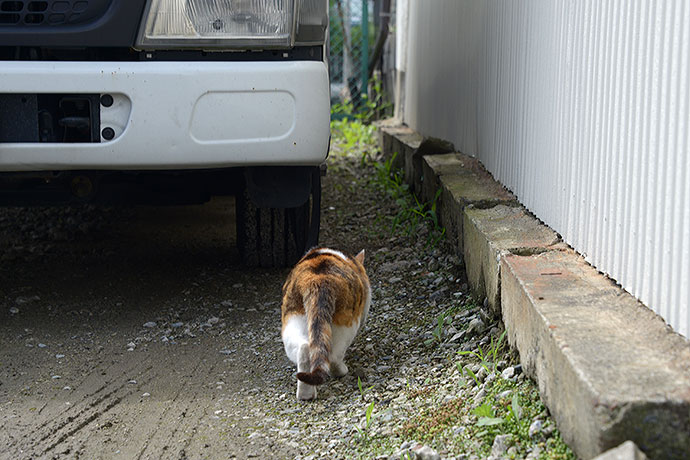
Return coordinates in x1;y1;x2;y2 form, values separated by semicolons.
0;0;111;26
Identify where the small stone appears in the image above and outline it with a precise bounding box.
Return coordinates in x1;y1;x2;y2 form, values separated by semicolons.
207;316;220;325
9;307;19;314
143;321;157;328
38;343;47;348
399;441;414;450
171;322;184;328
529;419;543;437
501;367;515;379
473;388;487;403
413;444;440;460
16;295;40;305
491;434;512;457
526;446;542;460
142;392;151;397
55;354;65;359
219;349;234;355
63;386;71;391
543;423;556;436
128;380;137;384
449;331;465;342
467;318;485;336
127;342;136;350
498;390;513;400
51;375;61;379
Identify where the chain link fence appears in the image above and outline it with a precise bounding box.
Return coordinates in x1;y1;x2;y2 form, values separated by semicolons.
329;0;392;115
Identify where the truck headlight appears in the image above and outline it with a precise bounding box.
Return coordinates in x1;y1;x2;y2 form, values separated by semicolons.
136;0;297;50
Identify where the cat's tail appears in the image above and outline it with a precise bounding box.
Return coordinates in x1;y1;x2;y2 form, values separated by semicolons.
296;283;334;386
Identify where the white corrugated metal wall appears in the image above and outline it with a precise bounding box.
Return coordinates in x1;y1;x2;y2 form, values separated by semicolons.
400;0;690;337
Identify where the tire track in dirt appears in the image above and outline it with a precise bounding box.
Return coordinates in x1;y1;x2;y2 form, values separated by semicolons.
4;351;157;458
131;356;218;459
47;339;243;459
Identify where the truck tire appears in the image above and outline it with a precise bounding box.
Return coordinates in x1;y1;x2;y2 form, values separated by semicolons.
235;173;320;268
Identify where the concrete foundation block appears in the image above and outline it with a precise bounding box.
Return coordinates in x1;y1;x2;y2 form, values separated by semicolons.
408;137;455;194
373;118;401;152
463;205;560;316
592;441;648;460
423;154;516;255
501;251;690;459
376;122;420;172
397;132;423;187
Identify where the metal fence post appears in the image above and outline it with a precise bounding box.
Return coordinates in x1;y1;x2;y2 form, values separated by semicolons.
361;0;369;102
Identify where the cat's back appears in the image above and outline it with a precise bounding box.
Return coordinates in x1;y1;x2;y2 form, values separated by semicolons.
281;248;369;327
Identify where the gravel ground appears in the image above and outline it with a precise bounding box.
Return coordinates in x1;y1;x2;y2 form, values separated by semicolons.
232;125;576;460
0;121;574;459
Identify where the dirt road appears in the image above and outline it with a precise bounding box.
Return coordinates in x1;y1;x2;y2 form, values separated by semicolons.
0;199;303;459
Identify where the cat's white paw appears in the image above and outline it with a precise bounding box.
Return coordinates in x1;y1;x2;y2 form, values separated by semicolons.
297;381;317;400
330;361;348;377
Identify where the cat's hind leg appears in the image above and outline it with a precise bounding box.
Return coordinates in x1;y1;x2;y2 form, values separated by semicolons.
329;324;358;378
296;343;317;400
283;315;316;400
330;361;348;378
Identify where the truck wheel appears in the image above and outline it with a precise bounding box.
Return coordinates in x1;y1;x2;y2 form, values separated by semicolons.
235;172;320;268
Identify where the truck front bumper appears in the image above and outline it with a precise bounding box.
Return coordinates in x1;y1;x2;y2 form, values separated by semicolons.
0;60;330;171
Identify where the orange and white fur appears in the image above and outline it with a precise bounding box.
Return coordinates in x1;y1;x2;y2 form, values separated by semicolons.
281;247;371;400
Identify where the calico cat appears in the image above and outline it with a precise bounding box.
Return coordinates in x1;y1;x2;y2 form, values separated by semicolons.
281;247;371;400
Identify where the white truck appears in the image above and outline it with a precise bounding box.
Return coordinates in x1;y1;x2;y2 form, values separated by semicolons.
0;0;330;267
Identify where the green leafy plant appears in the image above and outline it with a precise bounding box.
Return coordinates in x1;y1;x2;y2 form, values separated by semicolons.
509;393;523;423
458;363;481;387
457;330;507;373
330;118;377;151
331;75;392;123
424;312;446;346
370;153;446;247
473;403;504;427
424;304;460;346
354;401;376;439
357;376;375;400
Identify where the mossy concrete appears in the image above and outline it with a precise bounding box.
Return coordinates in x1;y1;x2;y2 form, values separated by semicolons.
376;120;690;460
463;205;561;316
501;251;690;459
422;154;516;255
376;122;422;175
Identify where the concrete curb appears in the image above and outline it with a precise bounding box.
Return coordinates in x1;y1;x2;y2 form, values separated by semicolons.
376;121;690;460
592;441;649;460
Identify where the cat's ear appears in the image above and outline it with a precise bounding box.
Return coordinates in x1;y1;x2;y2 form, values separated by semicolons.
355;249;365;264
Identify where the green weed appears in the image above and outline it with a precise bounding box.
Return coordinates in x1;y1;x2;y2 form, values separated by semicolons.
369;152;446;248
332;76;392;123
357;375;375;400
457;330;507;373
354;401;376;440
